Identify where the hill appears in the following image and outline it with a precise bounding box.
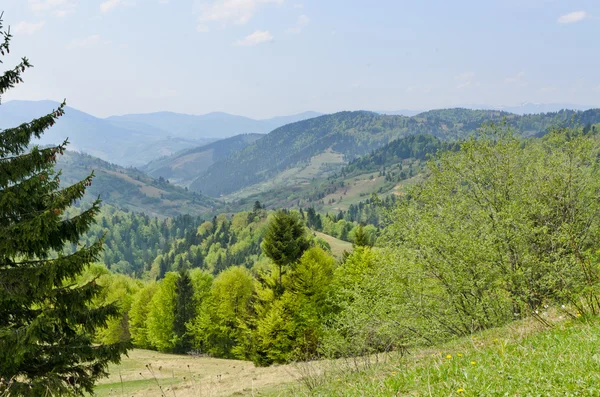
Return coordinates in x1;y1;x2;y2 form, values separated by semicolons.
97;315;597;396
56;150;219;218
141;133;263;187
0;100;216;166
191;108;600;197
107;110;323;140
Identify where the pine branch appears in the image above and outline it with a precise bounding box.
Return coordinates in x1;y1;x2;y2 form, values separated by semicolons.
0;140;68;188
0;102;65;157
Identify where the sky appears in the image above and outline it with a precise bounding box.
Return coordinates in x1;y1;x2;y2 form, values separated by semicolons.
1;0;599;118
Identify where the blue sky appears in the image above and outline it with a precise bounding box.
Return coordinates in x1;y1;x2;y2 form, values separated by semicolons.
1;0;599;118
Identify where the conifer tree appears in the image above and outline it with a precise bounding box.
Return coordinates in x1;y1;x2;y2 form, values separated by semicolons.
0;15;127;395
262;210;309;293
173;265;195;353
353;224;371;247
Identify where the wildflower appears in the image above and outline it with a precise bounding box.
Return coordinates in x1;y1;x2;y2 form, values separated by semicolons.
457;388;465;393
471;361;476;365
446;354;452;359
457;353;463;357
391;371;397;375
577;313;582;317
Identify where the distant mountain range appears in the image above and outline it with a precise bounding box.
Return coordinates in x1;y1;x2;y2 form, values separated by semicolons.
0;100;322;166
190;108;600;197
377;103;594;117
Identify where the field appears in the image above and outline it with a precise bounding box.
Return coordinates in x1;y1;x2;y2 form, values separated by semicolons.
99;314;600;396
225;150;346;201
313;231;353;258
94;349;300;397
271;314;600;396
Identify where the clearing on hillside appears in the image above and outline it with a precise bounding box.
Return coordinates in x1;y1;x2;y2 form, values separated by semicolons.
94;349;300;397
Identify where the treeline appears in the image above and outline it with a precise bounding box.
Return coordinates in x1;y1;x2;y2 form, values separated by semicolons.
66;201;383;278
66;207;275;278
85;211;376;365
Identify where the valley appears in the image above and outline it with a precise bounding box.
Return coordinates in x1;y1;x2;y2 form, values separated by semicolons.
3;3;600;394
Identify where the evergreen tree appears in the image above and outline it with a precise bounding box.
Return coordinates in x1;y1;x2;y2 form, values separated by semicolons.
262;210;309;293
353;224;371;247
0;15;127;395
173;265;195;353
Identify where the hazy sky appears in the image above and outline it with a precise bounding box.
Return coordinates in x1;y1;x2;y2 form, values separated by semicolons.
1;0;599;118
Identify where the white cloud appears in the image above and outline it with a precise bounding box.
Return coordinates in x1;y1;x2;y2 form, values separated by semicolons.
455;72;476;89
504;71;525;84
287;14;309;33
199;0;283;25
14;21;45;35
66;34;101;49
558;11;588;24
29;0;76;17
234;30;273;46
196;24;210;33
100;0;123;13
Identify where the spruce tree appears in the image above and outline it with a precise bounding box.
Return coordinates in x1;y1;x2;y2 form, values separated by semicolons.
0;15;128;395
262;210;309;293
173;265;195;353
353;224;371;247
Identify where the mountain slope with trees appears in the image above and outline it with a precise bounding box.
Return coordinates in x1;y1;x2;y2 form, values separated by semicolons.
141;133;263;186
191;109;600;197
57;150;219;218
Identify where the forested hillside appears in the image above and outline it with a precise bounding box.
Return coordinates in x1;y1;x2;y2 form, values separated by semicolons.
57;150;219;217
89;125;600;374
142;133;263;186
191;108;600;197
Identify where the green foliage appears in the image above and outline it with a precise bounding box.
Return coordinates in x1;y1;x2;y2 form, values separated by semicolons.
0;16;128;395
379;125;600;341
254;247;336;365
262;210;310;292
189;267;255;358
173;266;195;352
352;224;370;247
128;283;158;349
146;272;178;352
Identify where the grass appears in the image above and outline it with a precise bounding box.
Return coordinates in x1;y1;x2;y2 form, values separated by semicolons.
100;315;600;396
94;349;300;397
313;231;353;258
269;315;600;396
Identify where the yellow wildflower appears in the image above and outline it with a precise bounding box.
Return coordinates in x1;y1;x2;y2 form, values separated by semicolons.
457;388;465;393
446;354;452;359
471;361;476;365
457;353;463;357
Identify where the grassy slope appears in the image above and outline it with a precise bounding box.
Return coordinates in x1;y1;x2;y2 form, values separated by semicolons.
99;315;600;396
273;315;600;396
313;231;353;258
